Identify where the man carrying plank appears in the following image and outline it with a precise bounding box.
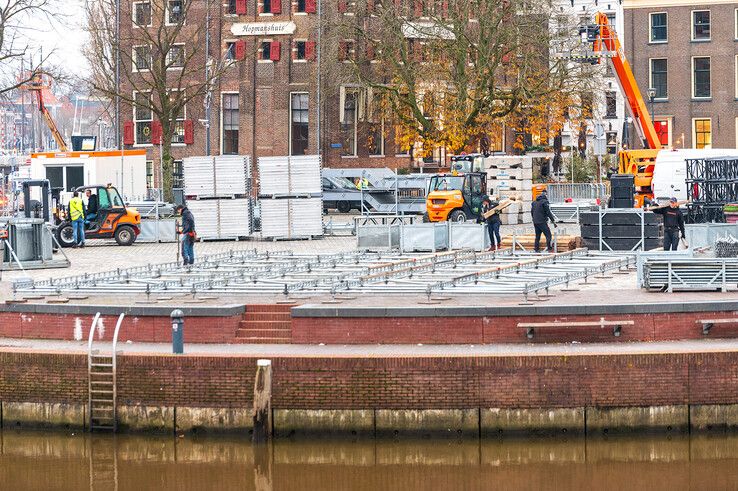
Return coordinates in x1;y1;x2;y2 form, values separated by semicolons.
481;195;513;250
646;197;686;251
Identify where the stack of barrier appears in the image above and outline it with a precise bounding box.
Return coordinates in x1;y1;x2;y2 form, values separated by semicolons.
579;209;662;251
182;155;252;239
485;156;533;224
685;157;738;223
258;155;323;239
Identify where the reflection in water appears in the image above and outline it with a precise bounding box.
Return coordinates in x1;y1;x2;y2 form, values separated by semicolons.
1;430;738;490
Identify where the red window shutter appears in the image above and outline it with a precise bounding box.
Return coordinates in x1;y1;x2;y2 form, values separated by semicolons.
441;0;448;17
305;0;316;12
270;41;281;61
306;41;316;61
271;0;281;13
236;0;247;14
367;0;374;13
413;0;422;16
338;0;347;13
393;0;401;8
123;121;134;145
338;41;347;61
151;120;162;145
235;40;246;60
184;120;194;145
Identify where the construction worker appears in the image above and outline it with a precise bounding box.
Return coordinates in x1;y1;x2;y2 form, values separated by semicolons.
68;191;86;248
176;204;196;265
648;197;686;251
530;190;558;252
480;195;502;250
85;189;98;224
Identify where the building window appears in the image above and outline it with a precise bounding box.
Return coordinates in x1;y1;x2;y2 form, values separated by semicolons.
339;40;355;62
134;92;152;145
133;1;151;26
221;93;239;155
296;0;306;12
262;0;272;12
692;10;710;41
649;12;667;43
290;93;309;155
692;57;711;99
146;160;154;189
173;160;184;189
171;105;186;144
605;91;617;119
368;121;384;156
654;119;671;147
226;0;237;14
693;119;711;149
167;44;185;69
225;41;237;60
167;0;184;24
294;40;306;60
341;88;358;156
735;9;738;40
650;58;667;100
133;45;152;71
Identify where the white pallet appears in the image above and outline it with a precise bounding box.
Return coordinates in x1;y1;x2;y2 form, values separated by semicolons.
485;156;533;170
489;179;533;191
501;213;519;225
488;167;533;180
499;189;534;201
183;156;216;196
214;155;251;195
187;198;251;239
258;155;321;195
260;197;323;239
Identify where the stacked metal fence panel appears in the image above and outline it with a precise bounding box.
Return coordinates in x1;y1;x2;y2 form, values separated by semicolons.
685;157;738;223
643;258;738;292
579;209;662;251
182;155;252;239
258;155;323;239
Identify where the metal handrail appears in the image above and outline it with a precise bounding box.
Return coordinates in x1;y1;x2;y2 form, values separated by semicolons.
87;312;101;354
111;313;125;433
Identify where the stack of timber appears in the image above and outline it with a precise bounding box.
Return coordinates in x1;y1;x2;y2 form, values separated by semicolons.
500;234;583;251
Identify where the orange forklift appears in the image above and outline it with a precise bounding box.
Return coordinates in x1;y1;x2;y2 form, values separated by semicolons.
425;171;488;222
55;184;141;246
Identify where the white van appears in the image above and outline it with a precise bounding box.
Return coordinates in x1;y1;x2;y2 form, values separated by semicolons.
651;149;738;203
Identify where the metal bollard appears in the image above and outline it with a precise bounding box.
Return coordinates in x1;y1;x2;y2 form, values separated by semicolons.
171;309;184;354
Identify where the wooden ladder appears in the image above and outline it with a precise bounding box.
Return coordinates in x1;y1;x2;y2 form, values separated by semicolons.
87;313;125;432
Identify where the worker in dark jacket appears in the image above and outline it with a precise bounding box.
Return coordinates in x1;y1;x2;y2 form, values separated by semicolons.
530;191;558;252
648;197;686;251
176;204;196;265
480;195;502;250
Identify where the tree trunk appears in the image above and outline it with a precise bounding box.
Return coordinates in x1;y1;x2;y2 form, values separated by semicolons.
161;123;175;203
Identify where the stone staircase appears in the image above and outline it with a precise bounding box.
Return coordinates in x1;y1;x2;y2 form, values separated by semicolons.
235;304;293;343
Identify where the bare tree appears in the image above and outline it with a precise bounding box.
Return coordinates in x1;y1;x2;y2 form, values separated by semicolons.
332;0;596;157
0;0;60;97
84;0;235;200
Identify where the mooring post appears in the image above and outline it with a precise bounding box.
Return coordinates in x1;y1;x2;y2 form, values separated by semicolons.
252;359;273;444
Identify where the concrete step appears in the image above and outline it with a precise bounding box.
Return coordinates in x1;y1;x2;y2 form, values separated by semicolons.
233;336;292;344
246;304;295;313
243;312;292;321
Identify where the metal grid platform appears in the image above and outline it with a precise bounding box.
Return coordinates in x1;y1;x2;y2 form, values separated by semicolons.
12;248;635;299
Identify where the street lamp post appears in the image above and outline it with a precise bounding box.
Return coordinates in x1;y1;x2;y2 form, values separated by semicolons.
647;87;656;123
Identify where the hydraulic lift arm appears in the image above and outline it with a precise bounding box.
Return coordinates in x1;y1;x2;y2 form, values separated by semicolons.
34;87;68;152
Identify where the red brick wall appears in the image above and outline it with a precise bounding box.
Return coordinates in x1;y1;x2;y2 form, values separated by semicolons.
2;350;738;410
0;313;241;343
292;311;738;344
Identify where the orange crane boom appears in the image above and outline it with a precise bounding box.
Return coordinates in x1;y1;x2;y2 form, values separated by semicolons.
22;74;68;152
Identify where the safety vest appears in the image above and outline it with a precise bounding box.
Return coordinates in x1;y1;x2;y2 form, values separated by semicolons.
69;197;84;221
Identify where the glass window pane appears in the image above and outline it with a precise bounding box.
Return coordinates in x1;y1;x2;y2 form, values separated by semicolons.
693;11;710;39
650;13;667;42
693;57;710;98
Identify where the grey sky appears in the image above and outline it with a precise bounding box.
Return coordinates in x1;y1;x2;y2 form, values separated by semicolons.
26;0;89;76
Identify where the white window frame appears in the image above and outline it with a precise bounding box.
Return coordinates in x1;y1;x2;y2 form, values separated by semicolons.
293;0;308;15
735;8;738;40
649;58;668;101
736;55;738;99
132;45;152;72
220;92;240;155
132;1;152;27
259;0;274;16
691;56;711;100
167;43;186;70
692;118;712;150
225;0;237;16
649;12;667;43
691;10;711;42
166;0;185;26
133;90;153;147
258;39;274;63
289;92;309;156
168;90;187;147
293;39;308;63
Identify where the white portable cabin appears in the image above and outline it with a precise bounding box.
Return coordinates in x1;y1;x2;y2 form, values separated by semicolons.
651;149;738;202
29;150;148;201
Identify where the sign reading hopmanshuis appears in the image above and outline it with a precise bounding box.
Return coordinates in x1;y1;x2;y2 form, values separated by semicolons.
231;22;297;36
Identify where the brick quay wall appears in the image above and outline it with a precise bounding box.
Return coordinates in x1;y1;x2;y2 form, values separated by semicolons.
2;349;738;435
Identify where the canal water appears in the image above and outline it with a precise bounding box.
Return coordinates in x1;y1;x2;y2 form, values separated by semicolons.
1;430;737;490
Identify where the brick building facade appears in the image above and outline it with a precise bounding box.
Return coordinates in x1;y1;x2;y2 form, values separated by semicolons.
118;0;466;189
623;0;738;149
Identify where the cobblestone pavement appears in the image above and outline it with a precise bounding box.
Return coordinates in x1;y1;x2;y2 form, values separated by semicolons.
0;337;735;356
